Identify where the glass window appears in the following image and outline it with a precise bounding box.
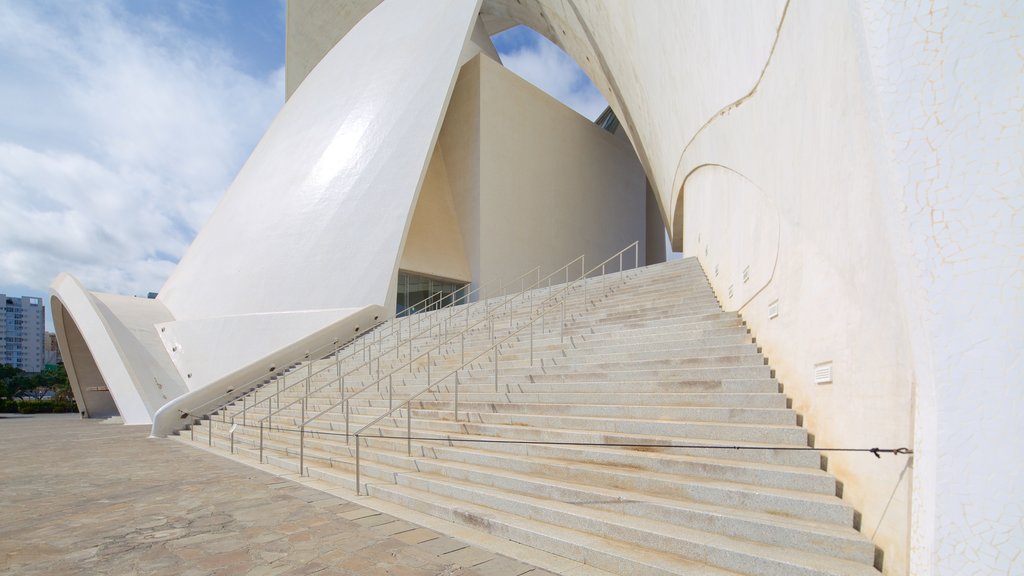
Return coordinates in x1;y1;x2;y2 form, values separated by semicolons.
396;271;468;316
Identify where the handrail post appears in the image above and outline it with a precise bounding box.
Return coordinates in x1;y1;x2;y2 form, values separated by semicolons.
389;375;393;411
299;396;306;476
461;332;465;365
259;421;264;464
494;346;499;392
561;298;566;344
454;372;459;422
230;419;235;454
355;435;361;495
345;400;350;445
208;419;212;446
242;394;247;427
335;341;342;393
583;254;587;304
307;356;312;395
406;404;412;456
530;317;534;366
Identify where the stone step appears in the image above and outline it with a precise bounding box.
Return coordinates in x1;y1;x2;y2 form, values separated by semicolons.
197;424;847;524
403;458;872;563
374;475;878;576
185;255;883;576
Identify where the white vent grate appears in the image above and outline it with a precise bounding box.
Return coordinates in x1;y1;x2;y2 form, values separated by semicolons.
743;266;750;283
814;362;833;384
714;264;719;277
728;284;734;299
768;299;779;319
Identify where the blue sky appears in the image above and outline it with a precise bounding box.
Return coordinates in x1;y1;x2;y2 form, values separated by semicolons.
0;2;606;331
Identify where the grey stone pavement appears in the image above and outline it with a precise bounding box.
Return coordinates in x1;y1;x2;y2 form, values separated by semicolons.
0;414;552;576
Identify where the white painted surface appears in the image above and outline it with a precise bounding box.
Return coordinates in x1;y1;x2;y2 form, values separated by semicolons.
52;1;1022;571
53;0;482;429
434;55;647;290
150;304;383;437
157;308;370;392
284;0;382;100
159;0;481;320
675;3;917;569
858;2;1024;574
50;274;179;424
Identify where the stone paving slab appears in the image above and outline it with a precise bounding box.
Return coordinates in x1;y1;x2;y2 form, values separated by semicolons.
0;415;550;576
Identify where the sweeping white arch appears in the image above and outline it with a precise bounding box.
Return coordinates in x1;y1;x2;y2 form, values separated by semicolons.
50;1;1022;574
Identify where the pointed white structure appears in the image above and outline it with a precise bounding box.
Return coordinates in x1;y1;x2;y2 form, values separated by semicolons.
52;1;1023;574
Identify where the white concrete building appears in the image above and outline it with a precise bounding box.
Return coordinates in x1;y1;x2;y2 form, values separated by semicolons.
50;1;1022;574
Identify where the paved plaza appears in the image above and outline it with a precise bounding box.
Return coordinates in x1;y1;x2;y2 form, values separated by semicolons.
0;415;552;576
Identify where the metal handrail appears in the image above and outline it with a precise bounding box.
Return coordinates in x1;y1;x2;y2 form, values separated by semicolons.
299;255;585;429
216;274;517;428
269;254;589;470
220;242;638;474
234;265;542;433
346;241;639;492
188;322;384;426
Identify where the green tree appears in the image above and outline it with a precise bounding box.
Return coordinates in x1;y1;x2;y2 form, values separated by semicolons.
48;365;74;403
0;364;26;399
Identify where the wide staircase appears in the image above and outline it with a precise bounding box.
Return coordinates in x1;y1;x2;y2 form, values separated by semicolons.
180;255;882;576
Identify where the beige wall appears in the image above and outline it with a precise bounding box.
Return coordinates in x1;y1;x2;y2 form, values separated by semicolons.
402;55;647;293
476;55;646;287
399;145;473;283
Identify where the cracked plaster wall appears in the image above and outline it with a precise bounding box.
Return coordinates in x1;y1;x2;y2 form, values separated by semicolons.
859;1;1024;574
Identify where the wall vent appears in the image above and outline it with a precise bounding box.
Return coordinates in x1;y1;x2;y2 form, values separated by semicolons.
768;299;779;319
743;266;750;283
714;264;719;277
814;362;833;385
705;245;709;257
728;284;734;299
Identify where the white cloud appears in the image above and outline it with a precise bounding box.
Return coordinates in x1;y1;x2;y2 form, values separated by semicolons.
497;35;608;121
0;1;283;298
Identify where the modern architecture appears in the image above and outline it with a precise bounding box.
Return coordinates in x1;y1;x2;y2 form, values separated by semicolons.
49;1;1023;574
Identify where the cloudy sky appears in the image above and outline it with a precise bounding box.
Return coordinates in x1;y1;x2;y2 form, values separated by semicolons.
0;1;607;330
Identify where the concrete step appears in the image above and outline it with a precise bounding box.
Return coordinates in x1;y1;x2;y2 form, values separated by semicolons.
196;423;847;524
403;457;872;563
184;255;883;576
378;473;878;576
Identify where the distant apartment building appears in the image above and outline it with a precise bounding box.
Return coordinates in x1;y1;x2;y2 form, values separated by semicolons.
1;295;45;372
44;331;62;367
